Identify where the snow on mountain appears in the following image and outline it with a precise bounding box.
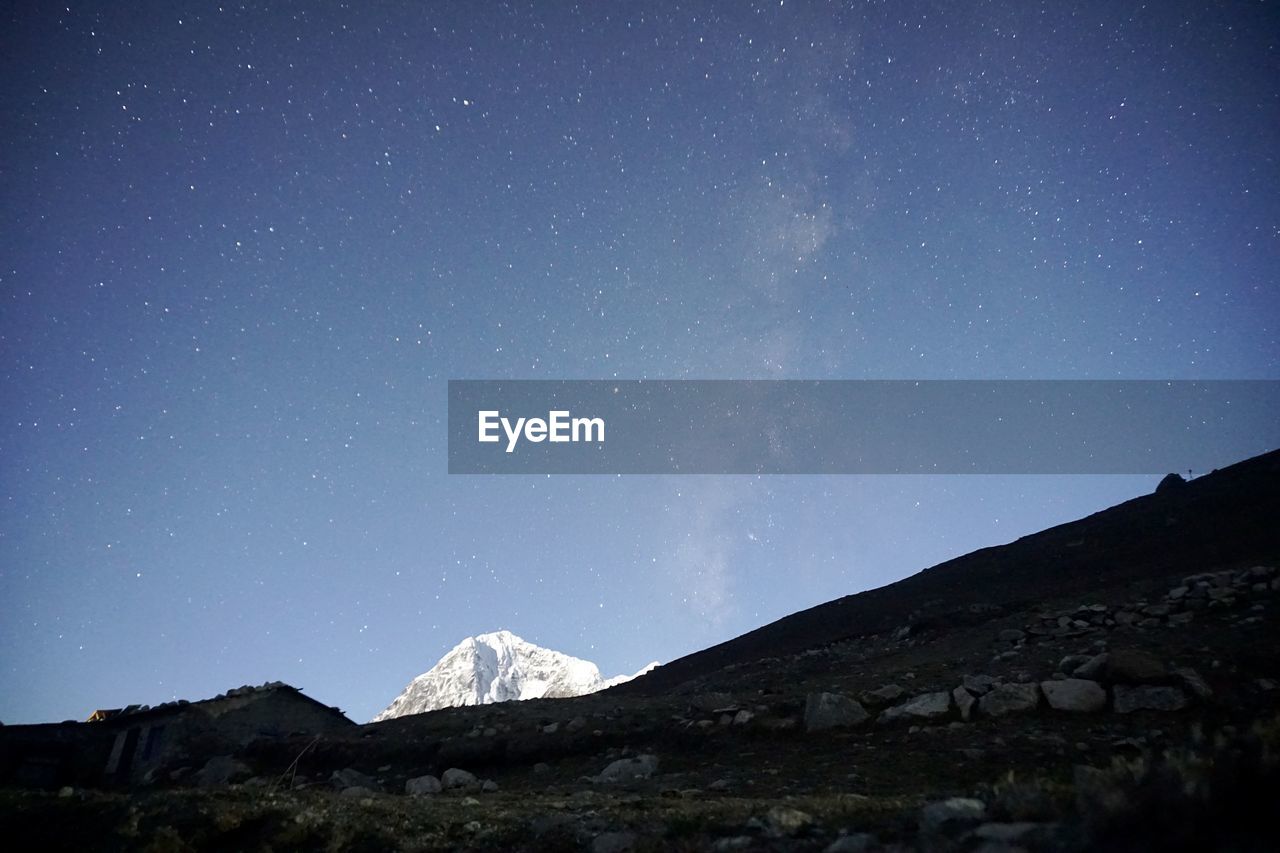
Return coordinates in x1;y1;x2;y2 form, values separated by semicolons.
372;630;658;722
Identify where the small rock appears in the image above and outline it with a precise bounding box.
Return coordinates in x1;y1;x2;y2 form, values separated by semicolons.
405;774;442;795
998;628;1027;644
805;692;870;731
711;837;754;852
482;779;499;793
860;684;905;706
1173;667;1212;699
1040;679;1106;713
962;674;998;695
953;686;976;721
733;709;754;725
533;762;551;775
57;786;74;798
978;683;1040;717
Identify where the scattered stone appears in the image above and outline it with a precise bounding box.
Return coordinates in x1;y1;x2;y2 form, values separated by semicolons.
482;779;499;793
405;774;442;795
542;722;560;734
998;628;1027;644
920;797;986;833
533;762;551;775
1040;679;1106;713
880;691;952;723
711;837;754;852
567;716;587;732
1105;648;1170;683
733;709;754;725
707;778;731;792
978;683;1040;717
441;768;481;791
953;686;976;721
860;684;905;706
595;754;659;783
805;692;870;731
57;786;74;798
1113;685;1189;713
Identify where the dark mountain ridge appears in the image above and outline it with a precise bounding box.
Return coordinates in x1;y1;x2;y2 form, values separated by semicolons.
620;449;1280;696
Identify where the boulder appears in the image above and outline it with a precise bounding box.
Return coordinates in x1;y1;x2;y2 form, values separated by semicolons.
804;692;869;731
880;691;952;723
1040;679;1106;712
441;768;481;791
1113;685;1188;713
595;754;659;783
405;774;442;795
330;767;378;792
195;755;251;788
978;683;1040;717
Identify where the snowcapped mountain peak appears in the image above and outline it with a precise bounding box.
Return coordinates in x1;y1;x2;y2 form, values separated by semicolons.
372;631;657;722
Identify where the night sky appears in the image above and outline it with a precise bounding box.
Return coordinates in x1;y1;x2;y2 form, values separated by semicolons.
2;2;1277;724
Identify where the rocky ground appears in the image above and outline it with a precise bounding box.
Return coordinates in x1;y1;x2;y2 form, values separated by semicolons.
4;556;1278;852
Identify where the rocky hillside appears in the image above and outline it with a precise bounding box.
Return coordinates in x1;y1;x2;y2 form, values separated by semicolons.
3;451;1278;851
